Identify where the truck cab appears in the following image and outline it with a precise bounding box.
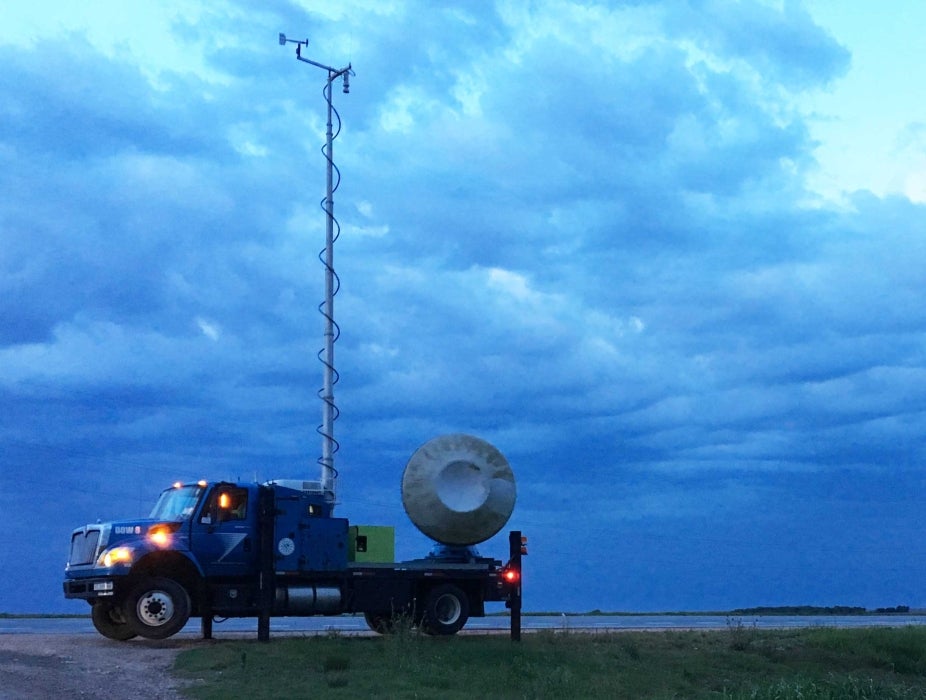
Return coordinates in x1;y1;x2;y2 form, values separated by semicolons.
65;481;247;639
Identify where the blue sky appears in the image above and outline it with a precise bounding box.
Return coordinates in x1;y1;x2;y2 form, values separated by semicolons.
2;0;925;614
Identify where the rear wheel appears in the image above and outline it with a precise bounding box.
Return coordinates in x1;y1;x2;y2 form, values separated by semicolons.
422;584;469;636
124;577;191;640
91;601;137;641
363;612;391;634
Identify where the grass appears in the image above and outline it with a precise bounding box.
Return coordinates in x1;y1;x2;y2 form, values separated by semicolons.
172;625;926;699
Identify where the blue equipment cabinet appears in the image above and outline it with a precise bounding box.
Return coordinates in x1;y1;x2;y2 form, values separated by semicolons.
273;487;348;572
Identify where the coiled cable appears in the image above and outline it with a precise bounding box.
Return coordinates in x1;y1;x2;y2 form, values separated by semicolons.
316;77;342;495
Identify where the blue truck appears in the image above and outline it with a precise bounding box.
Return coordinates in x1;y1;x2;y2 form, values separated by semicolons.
63;436;523;641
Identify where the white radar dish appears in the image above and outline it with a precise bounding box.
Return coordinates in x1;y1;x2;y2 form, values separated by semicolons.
401;434;516;546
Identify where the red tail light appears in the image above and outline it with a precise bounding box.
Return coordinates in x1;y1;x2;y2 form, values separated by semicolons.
502;567;520;584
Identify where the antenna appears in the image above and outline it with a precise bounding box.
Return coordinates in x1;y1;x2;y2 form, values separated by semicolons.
279;33;354;506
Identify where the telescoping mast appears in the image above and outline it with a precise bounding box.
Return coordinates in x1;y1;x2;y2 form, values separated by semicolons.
279;33;353;505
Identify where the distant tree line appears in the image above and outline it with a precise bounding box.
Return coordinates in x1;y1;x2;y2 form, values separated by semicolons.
731;606;866;616
512;605;914;617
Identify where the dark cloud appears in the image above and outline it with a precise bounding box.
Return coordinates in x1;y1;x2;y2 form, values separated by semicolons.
675;0;851;89
0;41;223;159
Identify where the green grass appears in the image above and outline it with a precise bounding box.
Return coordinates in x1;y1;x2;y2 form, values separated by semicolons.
172;626;926;699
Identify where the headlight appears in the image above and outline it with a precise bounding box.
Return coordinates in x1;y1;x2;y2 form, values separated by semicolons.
99;546;133;568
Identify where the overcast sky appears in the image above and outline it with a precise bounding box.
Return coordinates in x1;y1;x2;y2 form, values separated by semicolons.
3;1;925;614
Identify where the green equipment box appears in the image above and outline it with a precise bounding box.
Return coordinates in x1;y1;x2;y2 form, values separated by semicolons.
348;525;395;563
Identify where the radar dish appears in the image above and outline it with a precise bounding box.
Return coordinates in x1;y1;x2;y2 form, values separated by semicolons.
401;434;516;546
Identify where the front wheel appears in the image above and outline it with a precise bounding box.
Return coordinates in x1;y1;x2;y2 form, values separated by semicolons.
422;584;469;636
124;577;191;640
91;601;137;641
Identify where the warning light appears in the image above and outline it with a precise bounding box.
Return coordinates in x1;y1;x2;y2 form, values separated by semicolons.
219;492;231;509
502;568;520;584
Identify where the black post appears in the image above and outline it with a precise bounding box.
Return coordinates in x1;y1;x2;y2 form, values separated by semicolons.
201;610;213;640
509;529;522;642
257;485;276;642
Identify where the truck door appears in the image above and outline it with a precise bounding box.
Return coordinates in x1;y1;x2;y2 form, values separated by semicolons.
191;485;258;577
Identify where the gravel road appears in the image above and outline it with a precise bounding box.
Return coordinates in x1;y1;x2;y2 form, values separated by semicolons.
0;634;198;699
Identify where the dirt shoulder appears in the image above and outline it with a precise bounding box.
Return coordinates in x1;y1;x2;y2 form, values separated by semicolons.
0;634;197;700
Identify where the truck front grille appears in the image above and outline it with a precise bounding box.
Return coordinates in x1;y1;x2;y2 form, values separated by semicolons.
69;529;101;566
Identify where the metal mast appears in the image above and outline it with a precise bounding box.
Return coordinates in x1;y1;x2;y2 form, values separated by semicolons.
279;33;352;503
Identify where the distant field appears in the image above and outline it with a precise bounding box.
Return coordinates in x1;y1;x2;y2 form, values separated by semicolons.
173;624;926;699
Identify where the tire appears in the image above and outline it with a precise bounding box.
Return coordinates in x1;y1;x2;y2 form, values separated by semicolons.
363;611;391;634
422;584;469;636
91;601;137;641
124;577;191;640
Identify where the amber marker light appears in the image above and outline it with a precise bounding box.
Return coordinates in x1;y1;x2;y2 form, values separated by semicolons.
147;522;181;547
149;529;170;547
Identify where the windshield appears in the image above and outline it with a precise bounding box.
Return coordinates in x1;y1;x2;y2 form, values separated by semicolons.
149;484;204;520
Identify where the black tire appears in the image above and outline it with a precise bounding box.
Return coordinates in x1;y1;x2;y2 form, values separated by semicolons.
422;584;469;636
363;611;391;634
124;577;191;640
91;601;137;641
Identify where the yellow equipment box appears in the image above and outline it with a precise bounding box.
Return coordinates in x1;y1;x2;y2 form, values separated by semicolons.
348;525;395;563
